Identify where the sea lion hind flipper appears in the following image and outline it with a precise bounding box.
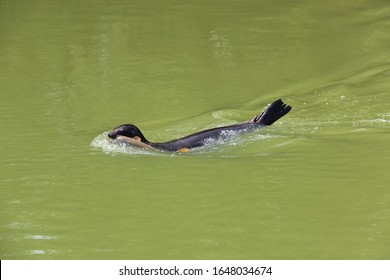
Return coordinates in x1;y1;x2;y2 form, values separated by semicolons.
251;99;292;126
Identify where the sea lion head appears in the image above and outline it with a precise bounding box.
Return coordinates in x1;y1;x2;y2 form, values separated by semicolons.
108;124;148;142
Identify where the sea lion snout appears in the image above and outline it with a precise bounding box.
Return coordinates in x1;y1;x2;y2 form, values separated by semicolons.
108;131;118;139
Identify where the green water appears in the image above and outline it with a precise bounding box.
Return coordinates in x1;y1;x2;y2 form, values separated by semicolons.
1;0;389;260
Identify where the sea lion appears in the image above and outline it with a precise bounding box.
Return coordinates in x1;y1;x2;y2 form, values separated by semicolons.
108;99;291;152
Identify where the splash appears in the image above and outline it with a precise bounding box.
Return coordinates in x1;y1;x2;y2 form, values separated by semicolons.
90;132;158;156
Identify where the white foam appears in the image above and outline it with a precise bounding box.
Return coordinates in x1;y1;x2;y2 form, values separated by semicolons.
90;132;157;155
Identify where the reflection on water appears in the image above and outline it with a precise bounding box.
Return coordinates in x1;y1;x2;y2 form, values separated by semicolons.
209;30;235;66
25;235;58;240
1;0;389;259
25;249;57;255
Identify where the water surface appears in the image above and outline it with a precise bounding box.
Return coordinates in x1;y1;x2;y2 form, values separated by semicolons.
1;0;389;259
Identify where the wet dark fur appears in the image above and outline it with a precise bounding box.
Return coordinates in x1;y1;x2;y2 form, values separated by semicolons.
108;99;292;152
